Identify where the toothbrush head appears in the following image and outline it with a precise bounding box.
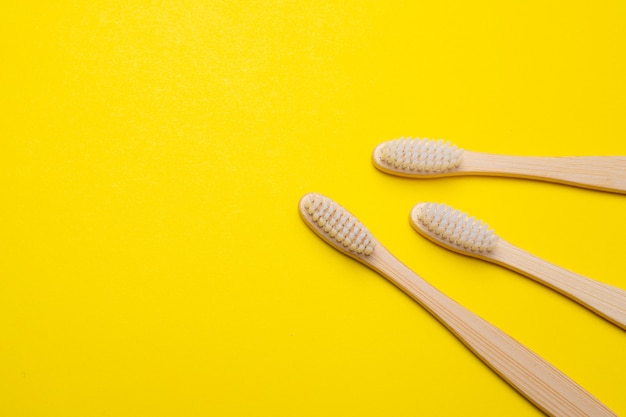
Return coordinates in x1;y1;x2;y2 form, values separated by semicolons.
299;193;377;258
373;138;464;176
410;202;499;254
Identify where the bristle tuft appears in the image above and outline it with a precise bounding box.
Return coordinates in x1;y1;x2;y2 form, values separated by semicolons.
417;203;498;253
379;138;464;173
303;194;376;256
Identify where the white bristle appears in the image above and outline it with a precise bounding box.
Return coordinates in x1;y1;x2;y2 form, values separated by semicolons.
303;194;376;256
416;203;499;253
379;138;464;173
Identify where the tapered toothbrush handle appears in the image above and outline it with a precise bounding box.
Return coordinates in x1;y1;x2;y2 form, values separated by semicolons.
368;247;616;417
490;241;626;330
462;153;626;194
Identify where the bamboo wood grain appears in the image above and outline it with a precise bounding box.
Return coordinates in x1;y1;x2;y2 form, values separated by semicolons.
482;239;626;330
299;194;616;417
410;204;626;331
368;246;615;417
461;152;626;194
372;145;626;194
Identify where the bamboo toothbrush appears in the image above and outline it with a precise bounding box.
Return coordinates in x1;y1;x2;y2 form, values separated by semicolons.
299;192;615;417
410;202;626;330
372;138;626;194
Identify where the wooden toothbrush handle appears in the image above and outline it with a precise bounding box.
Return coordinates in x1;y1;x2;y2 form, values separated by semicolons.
369;247;616;417
493;241;626;330
462;153;626;194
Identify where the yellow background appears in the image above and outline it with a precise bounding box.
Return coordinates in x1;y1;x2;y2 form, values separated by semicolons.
2;1;625;415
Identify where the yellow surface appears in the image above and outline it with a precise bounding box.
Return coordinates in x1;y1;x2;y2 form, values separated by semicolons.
2;1;626;416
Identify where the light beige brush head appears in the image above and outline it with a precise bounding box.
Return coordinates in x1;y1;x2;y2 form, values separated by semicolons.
299;193;377;261
410;202;499;259
373;137;465;177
